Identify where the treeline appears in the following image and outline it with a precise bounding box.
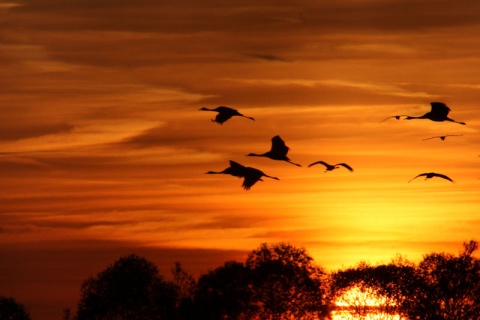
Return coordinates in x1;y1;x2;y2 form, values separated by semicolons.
2;241;479;320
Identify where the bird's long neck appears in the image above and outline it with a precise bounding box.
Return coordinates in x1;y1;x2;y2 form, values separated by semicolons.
205;171;222;174
405;115;424;120
247;153;266;157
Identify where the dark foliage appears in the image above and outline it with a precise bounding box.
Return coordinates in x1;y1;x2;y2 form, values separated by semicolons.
409;240;480;319
170;262;197;320
332;240;480;320
332;258;420;318
194;261;253;320
246;243;331;320
0;296;31;320
75;254;177;320
72;241;480;320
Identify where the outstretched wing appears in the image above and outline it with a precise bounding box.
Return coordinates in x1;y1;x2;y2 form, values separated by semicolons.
423;135;462;141
242;168;262;190
228;160;247;177
242;167;278;190
408;173;427;183
308;160;328;168
212;106;241;124
337;163;354;172
229;160;245;168
214;112;233;124
271;135;289;156
433;173;454;182
379;115;408;123
422;136;441;141
430;102;450;118
217;106;238;113
241;178;257;190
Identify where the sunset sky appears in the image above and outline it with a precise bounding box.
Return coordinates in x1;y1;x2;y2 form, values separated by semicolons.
1;1;479;319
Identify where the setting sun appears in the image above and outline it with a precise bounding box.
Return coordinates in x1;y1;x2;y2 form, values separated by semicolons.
334;286;405;320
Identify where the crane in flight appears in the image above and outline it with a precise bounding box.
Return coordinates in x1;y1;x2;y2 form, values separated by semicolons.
205;160;279;190
422;134;463;141
308;161;354;172
205;160;248;178
408;172;454;183
380;102;466;125
247;135;301;167
199;106;255;124
241;166;280;190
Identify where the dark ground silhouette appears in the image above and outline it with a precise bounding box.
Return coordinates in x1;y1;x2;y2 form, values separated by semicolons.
0;296;31;320
71;241;480;319
4;241;479;320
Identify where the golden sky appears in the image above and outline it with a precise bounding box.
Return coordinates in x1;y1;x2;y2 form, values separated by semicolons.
1;1;479;319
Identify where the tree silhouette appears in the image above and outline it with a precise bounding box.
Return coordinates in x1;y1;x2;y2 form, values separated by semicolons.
71;241;480;319
332;241;480;320
0;296;31;320
408;240;480;319
170;262;197;320
194;261;254;320
246;243;331;320
75;254;177;320
332;258;420;319
171;262;196;302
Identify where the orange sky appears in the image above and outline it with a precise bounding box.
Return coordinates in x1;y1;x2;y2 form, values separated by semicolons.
1;1;479;319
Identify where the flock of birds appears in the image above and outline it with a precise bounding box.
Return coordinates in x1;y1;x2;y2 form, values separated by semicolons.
201;102;466;190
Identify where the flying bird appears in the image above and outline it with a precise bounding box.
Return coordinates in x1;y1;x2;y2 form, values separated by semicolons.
408;172;454;183
423;134;463;141
405;102;466;125
381;102;466;125
241;166;280;190
308;161;354;172
205;160;279;190
247;135;302;167
199;106;255;124
205;160;248;178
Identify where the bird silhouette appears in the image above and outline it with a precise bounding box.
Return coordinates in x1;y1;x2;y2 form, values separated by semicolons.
404;102;466;125
381;102;466;125
205;160;279;190
423;134;463;141
308;161;354;172
205;160;248;178
408;172;454;183
199;106;255;124
241;166;280;190
247;135;301;167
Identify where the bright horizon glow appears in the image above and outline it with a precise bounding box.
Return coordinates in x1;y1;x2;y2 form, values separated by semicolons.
334;287;405;320
335;287;397;308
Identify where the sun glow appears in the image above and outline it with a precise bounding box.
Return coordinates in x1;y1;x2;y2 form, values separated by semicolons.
333;287;406;320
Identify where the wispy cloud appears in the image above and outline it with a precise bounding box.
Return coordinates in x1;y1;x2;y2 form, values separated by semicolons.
318;80;437;98
223;78;437;98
